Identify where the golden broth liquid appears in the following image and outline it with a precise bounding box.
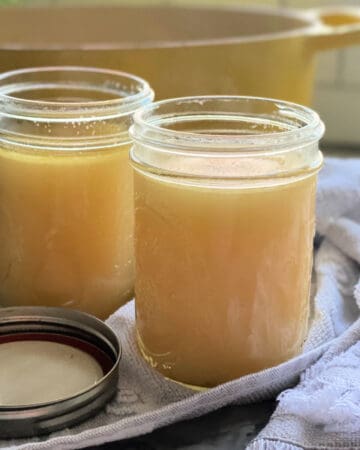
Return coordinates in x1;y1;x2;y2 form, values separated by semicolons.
135;169;316;387
0;144;133;319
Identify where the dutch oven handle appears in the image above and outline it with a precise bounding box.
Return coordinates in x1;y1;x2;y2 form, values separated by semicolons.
307;7;360;51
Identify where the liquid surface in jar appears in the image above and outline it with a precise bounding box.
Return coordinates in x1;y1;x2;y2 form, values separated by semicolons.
0;340;103;405
0;143;133;319
135;168;316;388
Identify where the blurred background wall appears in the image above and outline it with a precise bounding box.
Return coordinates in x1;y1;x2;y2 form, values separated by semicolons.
1;0;359;147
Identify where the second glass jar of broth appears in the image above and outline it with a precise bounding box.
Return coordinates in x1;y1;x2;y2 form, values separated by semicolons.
130;96;324;388
0;67;154;319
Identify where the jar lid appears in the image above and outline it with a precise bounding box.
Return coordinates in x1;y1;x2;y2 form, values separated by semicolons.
0;306;121;438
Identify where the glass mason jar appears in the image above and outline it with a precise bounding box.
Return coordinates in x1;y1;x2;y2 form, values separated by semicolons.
0;67;154;319
130;96;324;388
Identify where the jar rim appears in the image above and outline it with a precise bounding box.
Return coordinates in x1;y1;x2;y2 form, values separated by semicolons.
130;95;325;152
0;66;154;120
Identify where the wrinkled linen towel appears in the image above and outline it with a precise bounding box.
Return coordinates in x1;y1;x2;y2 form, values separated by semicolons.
248;157;360;450
1;157;359;450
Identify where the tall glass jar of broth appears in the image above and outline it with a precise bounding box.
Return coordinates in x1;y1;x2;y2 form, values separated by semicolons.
130;96;324;388
0;67;154;319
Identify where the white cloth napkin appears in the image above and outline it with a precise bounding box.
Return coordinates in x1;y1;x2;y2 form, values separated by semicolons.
1;157;359;450
248;157;360;450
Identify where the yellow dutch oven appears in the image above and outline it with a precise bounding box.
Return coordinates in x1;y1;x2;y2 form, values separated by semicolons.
1;5;360;104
